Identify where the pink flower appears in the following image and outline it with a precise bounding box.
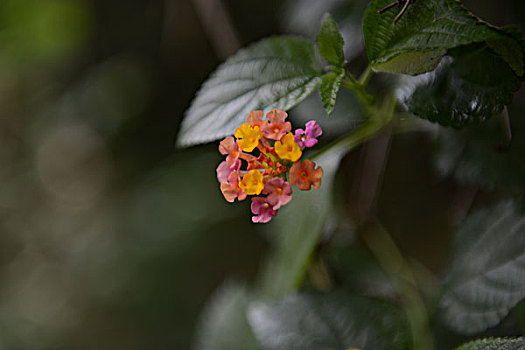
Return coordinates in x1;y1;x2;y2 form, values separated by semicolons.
263;178;292;210
246;110;266;128
216;159;241;183
294;120;322;149
261;109;291;140
251;196;277;223
220;171;247;202
219;136;241;167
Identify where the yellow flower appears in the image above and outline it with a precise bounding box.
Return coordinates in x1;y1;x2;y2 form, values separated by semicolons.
275;133;302;161
234;123;262;152
239;170;264;195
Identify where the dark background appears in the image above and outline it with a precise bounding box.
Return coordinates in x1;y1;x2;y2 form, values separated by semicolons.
0;0;523;348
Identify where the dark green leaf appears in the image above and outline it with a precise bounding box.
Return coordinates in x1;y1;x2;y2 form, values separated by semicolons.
247;292;410;350
317;13;345;66
434;111;525;194
439;200;525;334
193;282;261;350
397;43;522;128
488;37;524;78
327;245;397;300
319;67;345;115
455;337;525;350
487;27;525;79
363;0;501;75
177;36;322;147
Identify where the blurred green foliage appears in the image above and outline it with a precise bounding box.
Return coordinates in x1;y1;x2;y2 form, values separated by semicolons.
0;0;523;349
0;0;91;62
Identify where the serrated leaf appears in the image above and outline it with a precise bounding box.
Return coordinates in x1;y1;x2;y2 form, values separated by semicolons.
317;13;345;66
439;200;525;335
487;37;524;78
455;337;525;350
487;27;525;79
258;120;386;298
319;67;344;115
177;36;322;147
193;282;261;350
397;43;522;128
247;292;410;350
372;50;446;76
434;111;525;194
327;245;398;300
363;0;501;75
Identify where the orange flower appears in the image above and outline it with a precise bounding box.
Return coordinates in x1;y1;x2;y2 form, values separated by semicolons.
246;110;266;128
261;109;291;140
275;133;302;161
218;136;241;167
220;171;247;202
234;123;262;152
289;159;323;190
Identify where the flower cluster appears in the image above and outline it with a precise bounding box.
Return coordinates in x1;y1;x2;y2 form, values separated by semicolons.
217;109;324;223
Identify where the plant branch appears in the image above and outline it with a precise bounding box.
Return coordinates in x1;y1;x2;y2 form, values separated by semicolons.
358;65;374;86
341;71;374;115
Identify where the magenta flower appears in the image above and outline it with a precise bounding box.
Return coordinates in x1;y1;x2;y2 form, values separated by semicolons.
294;120;322;149
216;159;241;183
251;196;277;223
263;178;292;210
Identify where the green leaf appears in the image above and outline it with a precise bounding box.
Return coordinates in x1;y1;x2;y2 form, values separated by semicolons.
258;119;388;299
434;112;525;194
193;282;261;350
247;292;411;350
455;337;525;350
487;37;524;78
327;245;397;300
283;0;370;62
177;36;323;147
317;13;345;66
363;0;501;75
319;67;345;115
397;43;522;128
439;199;525;335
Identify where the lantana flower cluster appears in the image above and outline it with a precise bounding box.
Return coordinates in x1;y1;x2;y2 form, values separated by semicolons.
216;108;324;223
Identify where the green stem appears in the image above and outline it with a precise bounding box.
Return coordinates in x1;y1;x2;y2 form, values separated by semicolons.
312;114;388;160
314;95;396;160
358;65;373;86
341;70;374;117
362;222;434;350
